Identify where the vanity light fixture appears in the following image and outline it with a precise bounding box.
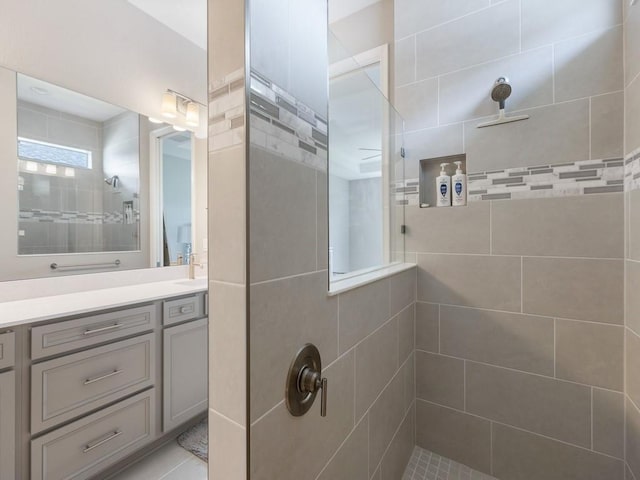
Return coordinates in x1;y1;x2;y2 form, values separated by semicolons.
185;101;200;127
25;161;38;172
161;91;178;119
160;89;204;129
45;164;57;175
173;125;187;132
64;168;75;177
148;117;164;124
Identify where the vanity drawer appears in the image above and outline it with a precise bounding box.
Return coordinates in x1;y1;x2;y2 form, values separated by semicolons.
163;295;203;326
31;304;157;360
31;334;155;434
0;331;15;370
31;389;155;480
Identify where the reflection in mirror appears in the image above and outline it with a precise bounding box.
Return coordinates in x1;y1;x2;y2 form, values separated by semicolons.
328;36;406;285
17;74;141;255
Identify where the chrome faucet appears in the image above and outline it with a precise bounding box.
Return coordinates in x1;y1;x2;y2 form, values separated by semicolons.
189;253;204;279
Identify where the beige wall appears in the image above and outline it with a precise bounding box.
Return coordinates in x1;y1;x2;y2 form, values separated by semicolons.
625;1;640;479
395;0;628;478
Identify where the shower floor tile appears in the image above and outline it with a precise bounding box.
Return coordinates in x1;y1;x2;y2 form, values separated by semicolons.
403;446;498;480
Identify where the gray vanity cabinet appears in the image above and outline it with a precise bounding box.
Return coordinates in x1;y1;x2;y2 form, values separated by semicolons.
162;317;208;431
0;370;15;480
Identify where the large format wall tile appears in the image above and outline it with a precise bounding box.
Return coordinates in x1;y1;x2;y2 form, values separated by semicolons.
415;0;519;79
369;373;406;473
209;148;246;284
521;0;622;51
466;362;591;447
591;91;624;159
416;302;439;353
250;271;338;421
491;194;624;258
339;278;390;353
438;47;553;125
405;202;490;254
627;260;640;334
522;257;624;324
316;417;369;480
627;398;640;479
398;305;415;364
250;351;355;480
209;410;247;480
249;147;318;282
465;99;590;172
402;125;464;178
416;400;491;473
395;78;438;132
417;254;521;312
626;75;640;155
210;282;246;425
394;36;415;86
627;330;640;408
394;0;490;39
317;171;328;270
380;407;415;480
492;423;624;480
554;26;623;102
390;269;416;316
415;351;464;409
592;388;624;459
440;306;554;375
629;191;640;261
355;319;399;420
555;319;623;390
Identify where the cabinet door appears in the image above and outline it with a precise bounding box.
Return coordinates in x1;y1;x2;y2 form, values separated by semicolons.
0;371;15;480
163;318;208;431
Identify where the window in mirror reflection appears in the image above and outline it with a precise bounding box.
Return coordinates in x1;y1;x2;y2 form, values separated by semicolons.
16;74;141;255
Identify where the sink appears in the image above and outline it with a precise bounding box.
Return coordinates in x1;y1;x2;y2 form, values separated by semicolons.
174;278;208;288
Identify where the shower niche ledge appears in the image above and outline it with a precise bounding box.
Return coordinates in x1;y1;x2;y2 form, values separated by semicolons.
419;153;467;208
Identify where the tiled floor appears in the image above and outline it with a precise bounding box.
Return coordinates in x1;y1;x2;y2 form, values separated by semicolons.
108;440;207;480
403;447;498;480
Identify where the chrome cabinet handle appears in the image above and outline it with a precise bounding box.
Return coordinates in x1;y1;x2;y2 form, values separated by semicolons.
83;323;121;335
83;430;122;453
179;306;190;314
286;344;328;417
84;369;122;385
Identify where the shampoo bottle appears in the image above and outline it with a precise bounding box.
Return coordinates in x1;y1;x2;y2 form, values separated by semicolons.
436;163;451;207
452;161;467;207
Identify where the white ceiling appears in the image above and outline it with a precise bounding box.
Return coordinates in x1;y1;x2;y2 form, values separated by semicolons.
127;0;207;50
17;74;126;122
329;0;382;23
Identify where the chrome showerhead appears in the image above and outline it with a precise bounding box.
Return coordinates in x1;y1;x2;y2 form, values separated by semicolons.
491;77;512;110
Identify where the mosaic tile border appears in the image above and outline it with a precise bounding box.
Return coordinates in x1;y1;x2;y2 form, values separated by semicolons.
403;447;497;480
398;157;625;205
249;70;328;171
208;68;246;152
19;209;140;225
624;147;640;192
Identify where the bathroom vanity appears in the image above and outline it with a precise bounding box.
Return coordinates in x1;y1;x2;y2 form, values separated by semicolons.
0;280;208;480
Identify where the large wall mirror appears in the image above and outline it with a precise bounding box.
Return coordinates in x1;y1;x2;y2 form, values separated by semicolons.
0;1;207;281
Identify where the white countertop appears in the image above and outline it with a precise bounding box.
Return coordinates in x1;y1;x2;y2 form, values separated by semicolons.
0;278;208;328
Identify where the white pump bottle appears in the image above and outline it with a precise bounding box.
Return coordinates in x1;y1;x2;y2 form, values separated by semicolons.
452;161;467;207
436;163;451;207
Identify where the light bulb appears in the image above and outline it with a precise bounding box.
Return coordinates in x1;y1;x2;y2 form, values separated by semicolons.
162;92;177;119
186;102;200;127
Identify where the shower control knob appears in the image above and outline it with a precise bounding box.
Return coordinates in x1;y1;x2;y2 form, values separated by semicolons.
286;344;328;417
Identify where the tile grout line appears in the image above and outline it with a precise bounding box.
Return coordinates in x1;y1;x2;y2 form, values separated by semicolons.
415;398;624;462
554;318;557;378
414;348;624;395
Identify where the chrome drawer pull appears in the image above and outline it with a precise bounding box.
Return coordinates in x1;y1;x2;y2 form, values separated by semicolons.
83;430;122;453
179;306;191;314
83;323;121;336
84;369;122;385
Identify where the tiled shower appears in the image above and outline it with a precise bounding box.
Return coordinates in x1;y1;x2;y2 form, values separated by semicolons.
207;0;640;479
